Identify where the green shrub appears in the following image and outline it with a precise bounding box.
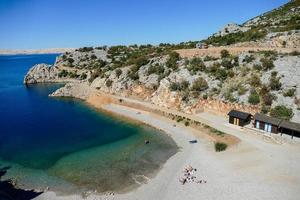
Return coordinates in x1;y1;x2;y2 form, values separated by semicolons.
204;28;267;46
215;142;227;152
188;57;206;73
221;58;234;69
90;54;97;60
237;85;247;95
269;73;281;91
147;64;165;75
243;55;255;63
169;82;180;91
67;58;74;64
115;68;122;78
106;79;113;87
169;80;190;91
80;73;87;80
58;69;69;78
248;89;260;105
249;74;261;87
224;91;237;103
260;58;274;71
78;47;93;52
166;52;180;70
270;105;294;120
220;49;230;58
253;64;262;71
89;69;102;83
283;88;296;97
215;68;228;81
191;77;208;92
184;121;189;126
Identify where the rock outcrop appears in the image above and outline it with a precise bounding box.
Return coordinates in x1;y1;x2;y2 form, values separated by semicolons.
24;64;59;84
50;82;92;100
213;23;250;37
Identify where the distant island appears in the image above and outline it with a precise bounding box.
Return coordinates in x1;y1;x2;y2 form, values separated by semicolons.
0;48;75;55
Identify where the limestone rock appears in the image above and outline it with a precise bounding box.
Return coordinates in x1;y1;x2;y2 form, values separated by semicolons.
24;64;59;84
213;23;250;37
50;82;92;100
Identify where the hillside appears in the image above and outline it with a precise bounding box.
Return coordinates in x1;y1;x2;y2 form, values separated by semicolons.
24;1;300;122
203;0;300;48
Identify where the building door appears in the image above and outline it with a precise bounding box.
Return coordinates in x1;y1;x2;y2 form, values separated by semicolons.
268;124;272;133
256;121;260;129
264;123;272;133
236;118;240;126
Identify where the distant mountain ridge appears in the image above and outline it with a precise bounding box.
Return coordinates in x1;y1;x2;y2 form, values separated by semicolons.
0;48;75;55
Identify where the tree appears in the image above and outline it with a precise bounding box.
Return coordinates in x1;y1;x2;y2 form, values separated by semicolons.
270;105;294;120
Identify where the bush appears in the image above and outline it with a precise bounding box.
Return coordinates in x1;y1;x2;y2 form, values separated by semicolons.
191;77;208;92
188;57;206;73
215;68;228;81
169;80;190;91
166;52;180;70
90;54;97;60
147;64;165;75
220;49;230;58
270;105;294;120
78;47;93;52
67;58;74;64
243;55;255;63
89;69;102;83
215;142;227;152
253;64;262;71
249;74;261;87
269;73;281;91
260;58;274;71
58;69;68;78
106;79;113;87
184;121;189;126
80;73;87;80
283;88;296;97
221;58;234;69
237;85;247;95
248;89;260;105
115;68;122;78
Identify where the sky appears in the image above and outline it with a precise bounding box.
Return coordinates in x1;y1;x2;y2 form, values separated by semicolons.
0;0;289;49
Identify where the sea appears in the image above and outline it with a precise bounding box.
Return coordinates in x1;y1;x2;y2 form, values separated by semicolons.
0;54;178;195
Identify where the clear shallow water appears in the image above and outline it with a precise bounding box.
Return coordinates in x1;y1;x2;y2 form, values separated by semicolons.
0;54;178;194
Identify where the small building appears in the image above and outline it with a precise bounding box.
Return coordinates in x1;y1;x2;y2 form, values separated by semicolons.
228;110;252;127
196;42;208;49
279;120;300;139
253;113;281;134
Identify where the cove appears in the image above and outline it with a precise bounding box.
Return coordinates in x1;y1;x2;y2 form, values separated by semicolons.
0;54;178;194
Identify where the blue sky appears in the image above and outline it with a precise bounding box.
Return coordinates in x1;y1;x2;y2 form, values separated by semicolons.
0;0;289;49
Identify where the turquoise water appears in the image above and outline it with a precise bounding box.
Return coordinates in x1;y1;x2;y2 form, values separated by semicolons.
0;54;178;194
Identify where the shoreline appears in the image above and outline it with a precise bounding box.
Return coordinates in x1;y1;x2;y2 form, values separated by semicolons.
33;90;300;200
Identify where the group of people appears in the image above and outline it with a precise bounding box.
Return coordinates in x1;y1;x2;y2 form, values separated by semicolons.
179;165;207;185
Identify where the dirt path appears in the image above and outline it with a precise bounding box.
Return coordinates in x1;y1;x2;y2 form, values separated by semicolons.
176;47;300;58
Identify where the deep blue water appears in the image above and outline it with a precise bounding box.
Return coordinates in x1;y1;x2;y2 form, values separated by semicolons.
0;54;178;193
